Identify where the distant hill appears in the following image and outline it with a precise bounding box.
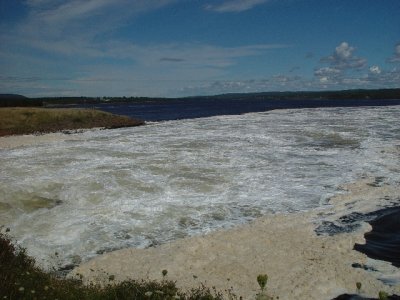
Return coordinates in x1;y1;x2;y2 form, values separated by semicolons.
1;88;399;107
0;94;42;107
0;94;27;99
198;88;400;101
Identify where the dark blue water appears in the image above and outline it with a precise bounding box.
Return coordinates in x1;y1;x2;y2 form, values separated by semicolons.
73;97;400;121
354;207;400;268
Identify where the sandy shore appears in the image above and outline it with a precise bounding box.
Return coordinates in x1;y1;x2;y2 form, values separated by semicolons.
70;180;400;299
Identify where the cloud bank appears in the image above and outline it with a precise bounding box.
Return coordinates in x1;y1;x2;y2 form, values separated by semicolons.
176;41;400;96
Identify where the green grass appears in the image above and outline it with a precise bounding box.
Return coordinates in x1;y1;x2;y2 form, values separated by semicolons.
0;107;144;137
0;232;230;300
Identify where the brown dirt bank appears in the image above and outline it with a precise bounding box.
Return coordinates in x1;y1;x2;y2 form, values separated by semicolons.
0;107;144;137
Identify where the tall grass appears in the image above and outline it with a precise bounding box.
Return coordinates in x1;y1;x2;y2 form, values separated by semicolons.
0;107;144;137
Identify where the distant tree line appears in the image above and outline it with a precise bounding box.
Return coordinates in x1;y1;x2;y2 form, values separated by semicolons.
0;88;399;107
205;88;400;101
0;94;43;107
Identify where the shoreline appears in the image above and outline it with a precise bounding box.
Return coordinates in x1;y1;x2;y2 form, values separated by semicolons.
0;130;87;149
69;179;400;300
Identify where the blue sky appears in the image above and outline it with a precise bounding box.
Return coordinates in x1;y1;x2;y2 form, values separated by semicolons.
0;0;399;97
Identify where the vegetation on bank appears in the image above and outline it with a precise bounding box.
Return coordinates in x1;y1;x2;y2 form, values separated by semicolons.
0;107;144;137
0;232;229;300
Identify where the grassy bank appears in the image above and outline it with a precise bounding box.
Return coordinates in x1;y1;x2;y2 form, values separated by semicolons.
0;107;144;137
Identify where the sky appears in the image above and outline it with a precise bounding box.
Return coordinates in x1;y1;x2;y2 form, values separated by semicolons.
0;0;399;98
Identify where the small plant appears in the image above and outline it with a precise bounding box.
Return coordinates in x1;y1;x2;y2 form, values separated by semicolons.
379;291;389;300
257;274;268;291
255;274;273;300
356;282;362;294
162;269;168;277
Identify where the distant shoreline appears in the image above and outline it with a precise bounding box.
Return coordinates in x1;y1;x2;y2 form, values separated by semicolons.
1;88;399;108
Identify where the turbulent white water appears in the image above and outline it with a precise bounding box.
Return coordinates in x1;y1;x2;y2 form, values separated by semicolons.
1;106;399;270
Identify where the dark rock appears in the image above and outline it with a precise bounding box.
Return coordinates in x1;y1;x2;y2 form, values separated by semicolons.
351;263;377;272
332;294;400;300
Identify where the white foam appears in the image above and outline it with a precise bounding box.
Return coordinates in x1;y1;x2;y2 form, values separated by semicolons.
1;106;399;269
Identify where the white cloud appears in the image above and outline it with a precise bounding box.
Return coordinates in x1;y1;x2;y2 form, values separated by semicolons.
3;29;289;68
320;42;366;70
0;39;290;97
3;4;399;97
16;0;180;41
319;77;328;83
26;0;178;21
33;0;115;23
205;0;269;13
1;0;186;59
95;42;290;78
0;0;292;97
176;75;308;96
25;0;64;8
314;67;341;77
365;67;400;86
388;43;400;63
314;42;369;87
335;42;353;60
369;65;381;75
314;67;341;84
312;43;400;90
